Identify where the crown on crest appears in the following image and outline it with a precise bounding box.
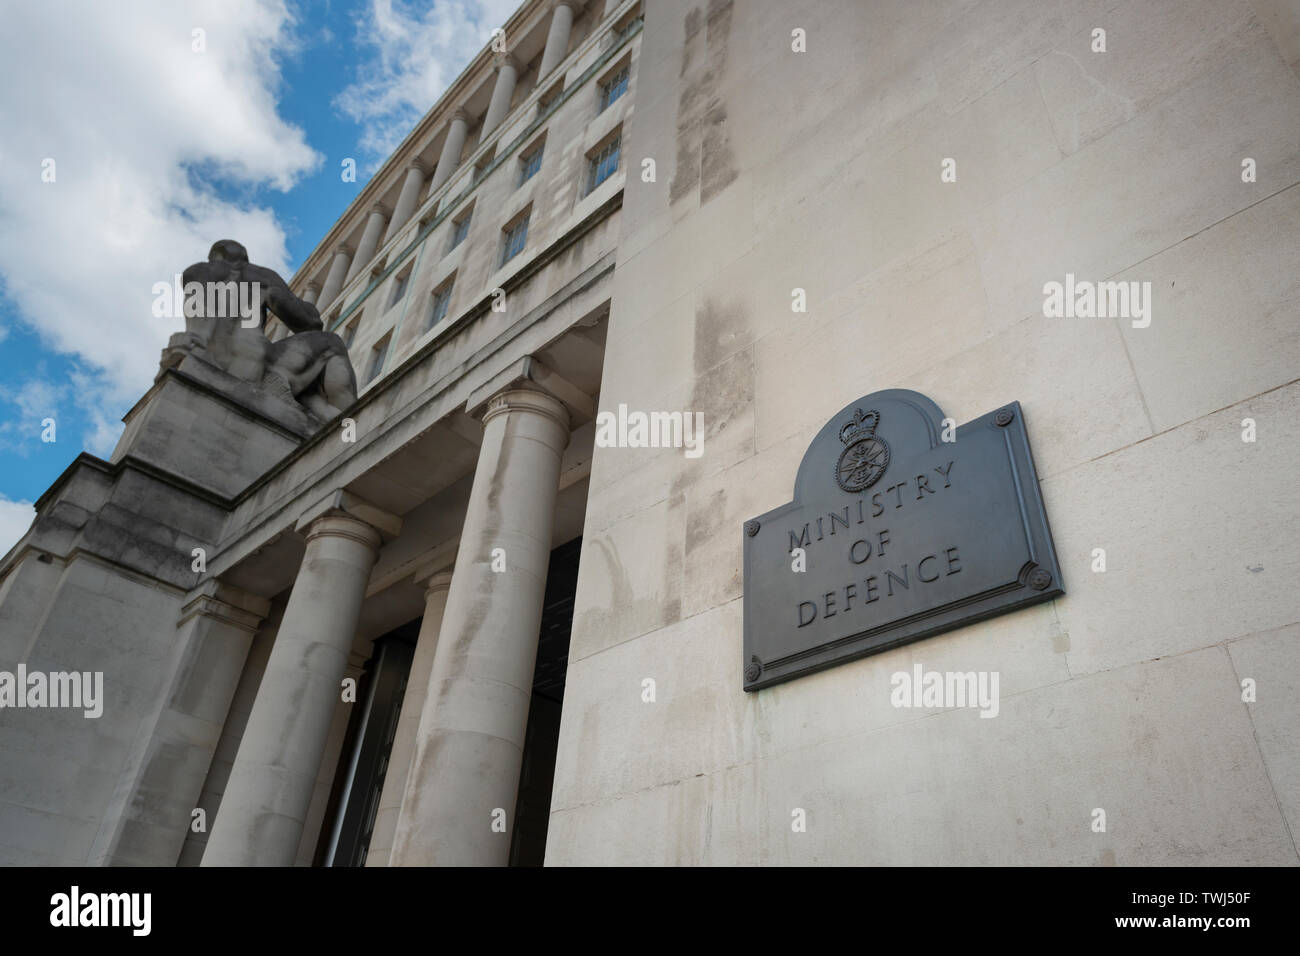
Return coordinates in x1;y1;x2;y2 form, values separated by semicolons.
839;408;880;445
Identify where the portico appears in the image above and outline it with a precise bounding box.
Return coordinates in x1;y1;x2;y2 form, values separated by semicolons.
181;287;606;864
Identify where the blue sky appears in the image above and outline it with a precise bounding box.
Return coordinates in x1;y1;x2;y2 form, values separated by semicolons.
0;0;518;552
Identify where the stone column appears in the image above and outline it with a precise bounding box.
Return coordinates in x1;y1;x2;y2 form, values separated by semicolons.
201;509;387;866
317;244;354;310
364;568;453;866
482;54;522;138
391;389;569;866
302;281;321;306
345;204;390;283
383;160;429;245
538;1;578;79
90;582;269;866
429;108;471;195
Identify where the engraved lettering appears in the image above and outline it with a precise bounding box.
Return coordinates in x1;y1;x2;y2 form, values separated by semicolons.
886;564;910;596
915;474;933;498
935;461;954;488
945;546;961;574
864;576;879;603
829;507;850;535
849;539;872;564
917;554;940;582
789;525;810;553
824;591;837;618
871;492;884;517
797;601;817;627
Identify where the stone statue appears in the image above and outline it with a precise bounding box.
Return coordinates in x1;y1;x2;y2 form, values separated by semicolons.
161;239;357;421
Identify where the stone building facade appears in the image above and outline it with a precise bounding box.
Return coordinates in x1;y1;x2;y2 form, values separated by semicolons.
1;0;1298;866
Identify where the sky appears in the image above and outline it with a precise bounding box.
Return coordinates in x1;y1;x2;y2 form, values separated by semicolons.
0;0;520;555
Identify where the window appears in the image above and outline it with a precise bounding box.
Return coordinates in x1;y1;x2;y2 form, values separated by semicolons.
519;142;544;186
388;269;410;309
500;212;530;267
536;80;563;120
341;317;359;349
448;210;472;252
426;278;454;331
366;335;391;385
598;64;629;112
614;11;643;43
587;133;621;194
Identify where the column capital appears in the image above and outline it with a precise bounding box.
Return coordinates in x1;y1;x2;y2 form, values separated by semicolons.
334;242;354;257
419;569;454;596
482;387;570;433
302;511;384;551
552;0;581;12
296;488;403;539
369;201;391;218
450;106;472;126
494;52;523;74
305;280;321;293
406;157;430;175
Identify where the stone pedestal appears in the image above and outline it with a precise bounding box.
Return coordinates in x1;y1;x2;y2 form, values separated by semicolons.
116;353;321;499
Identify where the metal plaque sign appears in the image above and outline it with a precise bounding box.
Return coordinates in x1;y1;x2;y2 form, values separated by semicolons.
741;389;1064;691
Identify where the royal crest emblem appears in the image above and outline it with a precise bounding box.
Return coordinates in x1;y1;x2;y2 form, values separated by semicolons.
834;408;889;492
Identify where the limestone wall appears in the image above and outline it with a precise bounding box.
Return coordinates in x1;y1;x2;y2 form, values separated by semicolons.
0;555;183;865
548;0;1300;864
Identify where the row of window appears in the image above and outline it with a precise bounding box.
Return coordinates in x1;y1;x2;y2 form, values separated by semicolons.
332;126;621;387
305;6;641;320
344;129;622;385
339;268;453;387
327;48;635;389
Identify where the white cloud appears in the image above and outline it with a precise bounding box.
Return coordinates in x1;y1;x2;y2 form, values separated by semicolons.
337;0;521;163
0;0;321;445
0;497;36;559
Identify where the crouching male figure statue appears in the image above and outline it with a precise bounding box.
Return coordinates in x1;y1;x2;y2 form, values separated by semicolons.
165;239;358;420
